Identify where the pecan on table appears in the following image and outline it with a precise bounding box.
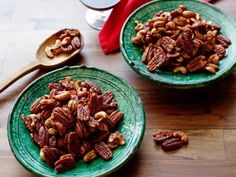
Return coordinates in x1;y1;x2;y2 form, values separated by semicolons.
153;130;173;144
161;137;183;151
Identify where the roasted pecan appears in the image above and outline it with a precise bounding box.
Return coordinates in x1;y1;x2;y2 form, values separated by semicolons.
30;98;45;114
71;36;81;50
94;142;112;160
173;131;188;144
176;29;195;56
77;105;90;122
109;111;123;126
159;36;176;53
207;54;220;64
147;48;169;72
83;150;97;162
40;146;60;167
153;130;173;144
88;94;103;116
31;126;49;148
213;45;226;59
186;55;207;72
108;131;125;149
87;116;100;129
21;114;43;132
205;63;219;74
216;35;231;48
75;120;91;139
67;132;80;155
54;154;75;173
98;118;115;131
161;137;183;151
52;107;74;129
85;80;102;95
59;77;75;90
67;100;78;112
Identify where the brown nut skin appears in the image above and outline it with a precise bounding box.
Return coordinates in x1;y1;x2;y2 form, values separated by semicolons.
94;142;112;161
108;131;126;149
153;130;173;144
41;146;60;167
54;154;75;173
161;137;183;151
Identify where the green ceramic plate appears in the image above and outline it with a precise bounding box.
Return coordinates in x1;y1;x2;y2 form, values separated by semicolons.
120;0;236;89
7;66;145;177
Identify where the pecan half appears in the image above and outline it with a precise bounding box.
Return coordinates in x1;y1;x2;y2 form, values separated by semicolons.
77;105;90;122
40;146;60;167
88;94;103;116
67;132;80;156
52;107;74;129
186;55;207;72
147;47;169;72
109;110;124;126
71;36;81;50
159;36;176;53
30;98;45;114
54;154;75;173
161;137;183;151
214;45;226;59
85;80;102;95
94;142;112;160
216;35;231;48
153;130;173;144
176;29;195;56
108;131;125;149
75;120;91;139
31;126;49;148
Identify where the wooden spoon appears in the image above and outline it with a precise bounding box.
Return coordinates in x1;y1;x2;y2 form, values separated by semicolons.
0;29;84;93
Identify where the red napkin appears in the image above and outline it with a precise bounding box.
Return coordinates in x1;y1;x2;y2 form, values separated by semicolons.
99;0;213;54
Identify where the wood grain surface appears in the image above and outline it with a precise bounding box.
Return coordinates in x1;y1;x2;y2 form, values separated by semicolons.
0;0;236;176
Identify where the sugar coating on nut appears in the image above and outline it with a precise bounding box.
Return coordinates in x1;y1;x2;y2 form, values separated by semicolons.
131;5;231;74
21;77;126;172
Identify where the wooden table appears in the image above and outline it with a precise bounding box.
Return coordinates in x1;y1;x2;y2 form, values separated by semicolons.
1;0;236;176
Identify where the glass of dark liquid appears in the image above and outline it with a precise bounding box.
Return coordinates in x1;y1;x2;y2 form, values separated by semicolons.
80;0;120;30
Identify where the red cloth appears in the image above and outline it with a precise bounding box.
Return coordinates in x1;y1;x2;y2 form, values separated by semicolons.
99;0;213;54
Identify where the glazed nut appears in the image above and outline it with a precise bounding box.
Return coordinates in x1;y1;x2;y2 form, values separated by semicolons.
48;128;57;135
61;37;72;46
166;21;176;30
134;21;143;31
45;117;53;127
182;11;196;18
94;111;108;120
45;46;54;58
173;66;187;74
54;91;71;101
40;98;55;105
173;131;188;144
83;150;97;162
68;100;78;112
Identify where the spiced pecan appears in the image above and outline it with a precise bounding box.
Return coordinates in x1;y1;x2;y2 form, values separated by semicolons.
153;130;173;144
59;77;75;90
147;48;169;72
41;146;60;167
77;105;90;122
71;36;81;50
30;98;45;114
186;55;207;72
216;35;231;48
54;154;75;173
94;142;112;160
108;131;125;149
88;94;103;116
54;91;71;101
161;137;183;151
173;131;188;144
67;132;80;155
213;45;226;59
52;107;74;129
31;126;49;148
87;116;100;129
75;120;91;139
159;36;176;53
109;110;124;126
176;29;195;56
85;80;102;95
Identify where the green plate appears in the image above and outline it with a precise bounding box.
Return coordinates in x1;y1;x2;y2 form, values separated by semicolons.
120;0;236;89
7;66;145;177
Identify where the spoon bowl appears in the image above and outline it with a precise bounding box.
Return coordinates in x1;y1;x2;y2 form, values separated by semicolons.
0;28;84;93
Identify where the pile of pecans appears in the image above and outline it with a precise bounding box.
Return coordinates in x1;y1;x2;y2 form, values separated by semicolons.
131;5;231;74
153;130;188;151
21;77;125;172
45;29;82;58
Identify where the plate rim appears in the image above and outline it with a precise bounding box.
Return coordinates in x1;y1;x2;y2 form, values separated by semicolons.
120;0;236;89
7;65;146;177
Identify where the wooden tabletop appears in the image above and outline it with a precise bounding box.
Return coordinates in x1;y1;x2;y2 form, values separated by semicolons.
1;0;236;176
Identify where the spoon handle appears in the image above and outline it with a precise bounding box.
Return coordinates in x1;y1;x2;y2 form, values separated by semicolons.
0;60;41;93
